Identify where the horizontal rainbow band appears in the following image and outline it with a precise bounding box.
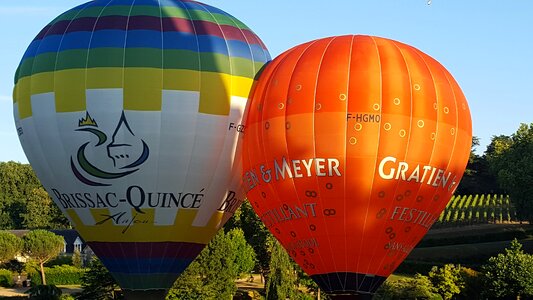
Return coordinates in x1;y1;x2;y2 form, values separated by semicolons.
14;68;255;118
89;241;204;289
22;31;266;63
34;16;262;46
18;47;266;80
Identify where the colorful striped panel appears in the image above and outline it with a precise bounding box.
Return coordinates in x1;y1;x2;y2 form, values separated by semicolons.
14;0;270;119
25;31;266;61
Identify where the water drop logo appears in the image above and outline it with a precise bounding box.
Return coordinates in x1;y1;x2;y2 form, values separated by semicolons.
71;111;150;186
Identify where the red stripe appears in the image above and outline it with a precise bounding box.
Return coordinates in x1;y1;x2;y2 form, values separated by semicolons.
88;241;205;259
35;16;266;49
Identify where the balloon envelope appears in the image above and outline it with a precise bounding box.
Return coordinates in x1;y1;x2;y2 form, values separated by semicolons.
13;0;269;294
242;35;471;296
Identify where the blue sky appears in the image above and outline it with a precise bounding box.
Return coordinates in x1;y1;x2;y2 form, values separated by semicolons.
1;0;532;163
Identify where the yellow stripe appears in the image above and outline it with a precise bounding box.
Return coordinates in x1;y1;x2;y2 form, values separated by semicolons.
54;70;86;113
86;68;123;88
30;72;55;95
200;72;254;116
66;208;224;244
14;68;255;118
15;77;32;119
163;69;200;91
124;68;163;111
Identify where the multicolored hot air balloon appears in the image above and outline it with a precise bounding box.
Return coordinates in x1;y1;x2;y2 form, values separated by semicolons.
13;0;269;298
242;35;471;297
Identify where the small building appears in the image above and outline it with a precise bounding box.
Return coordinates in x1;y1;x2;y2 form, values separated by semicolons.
8;229;94;264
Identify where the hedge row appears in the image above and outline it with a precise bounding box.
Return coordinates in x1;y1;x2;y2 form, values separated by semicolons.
0;269;13;287
28;265;85;285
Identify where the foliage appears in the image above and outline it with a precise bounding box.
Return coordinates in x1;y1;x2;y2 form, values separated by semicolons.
428;264;464;300
77;259;119;300
457;136;501;195
0;161;70;230
0;230;23;263
20;187;54;229
231;201;274;281
0;268;13;287
486;124;533;222
0;162;42;229
168;230;242;299
28;265;85;286
72;249;83;269
374;274;442;299
265;241;298;300
46;255;73;267
22;229;65;285
227;228;257;277
481;239;533;298
456;267;483;300
26;284;63;300
2;259;25;275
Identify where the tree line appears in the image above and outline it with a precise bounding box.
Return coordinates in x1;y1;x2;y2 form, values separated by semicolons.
455;123;533;223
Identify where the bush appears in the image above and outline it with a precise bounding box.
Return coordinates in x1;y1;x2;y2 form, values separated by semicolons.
45;255;73;267
26;284;62;300
28;265;85;285
0;268;13;287
374;274;442;299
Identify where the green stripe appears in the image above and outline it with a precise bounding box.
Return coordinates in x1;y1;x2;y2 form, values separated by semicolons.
15;48;264;82
50;5;250;30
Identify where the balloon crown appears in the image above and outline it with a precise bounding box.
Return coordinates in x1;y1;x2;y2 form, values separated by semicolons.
78;112;98;127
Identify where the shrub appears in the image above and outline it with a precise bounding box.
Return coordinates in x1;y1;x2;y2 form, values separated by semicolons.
0;268;13;287
26;284;62;300
45;255;73;267
374;274;442;299
28;265;85;285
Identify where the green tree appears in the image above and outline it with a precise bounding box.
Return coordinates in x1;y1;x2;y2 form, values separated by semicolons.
486;124;533;222
20;187;53;229
0;162;42;229
233;201;274;283
227;228;256;277
481;239;533;299
22;230;64;285
168;230;242;299
375;274;442;299
72;249;83;269
457;136;501;195
265;240;298;300
428;264;464;300
77;258;119;300
0;230;23;263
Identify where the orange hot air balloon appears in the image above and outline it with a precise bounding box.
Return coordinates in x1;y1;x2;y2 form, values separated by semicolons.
242;35;472;297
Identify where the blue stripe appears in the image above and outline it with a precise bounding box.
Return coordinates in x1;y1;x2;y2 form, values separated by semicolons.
86;30;127;48
58;31;92;51
24;30;265;62
100;257;193;274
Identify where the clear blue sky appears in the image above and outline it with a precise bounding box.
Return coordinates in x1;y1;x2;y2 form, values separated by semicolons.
1;1;532;163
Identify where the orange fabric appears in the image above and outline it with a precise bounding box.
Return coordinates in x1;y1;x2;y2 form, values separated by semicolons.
242;35;472;278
